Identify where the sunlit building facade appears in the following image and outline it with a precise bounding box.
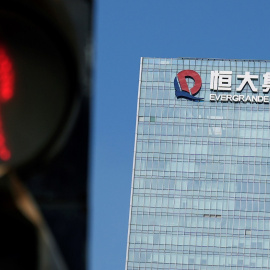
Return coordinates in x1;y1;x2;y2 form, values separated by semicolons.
126;57;270;270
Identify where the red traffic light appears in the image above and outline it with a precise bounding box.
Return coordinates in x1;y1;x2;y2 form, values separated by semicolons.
0;46;14;161
0;2;81;170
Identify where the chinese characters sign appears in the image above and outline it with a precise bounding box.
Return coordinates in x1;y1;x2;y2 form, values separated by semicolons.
209;70;269;103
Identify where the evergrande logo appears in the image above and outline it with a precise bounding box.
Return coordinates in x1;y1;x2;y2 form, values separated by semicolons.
174;70;204;102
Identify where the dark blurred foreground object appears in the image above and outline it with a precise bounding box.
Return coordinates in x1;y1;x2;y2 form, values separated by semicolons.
0;0;91;269
0;174;68;270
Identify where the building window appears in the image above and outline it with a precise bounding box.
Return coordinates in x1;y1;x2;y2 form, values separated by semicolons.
150;116;155;122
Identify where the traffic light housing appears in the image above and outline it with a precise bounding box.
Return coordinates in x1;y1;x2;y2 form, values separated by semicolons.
0;0;83;169
0;0;91;269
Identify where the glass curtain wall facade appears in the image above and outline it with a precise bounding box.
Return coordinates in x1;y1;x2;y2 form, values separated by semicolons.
126;57;270;270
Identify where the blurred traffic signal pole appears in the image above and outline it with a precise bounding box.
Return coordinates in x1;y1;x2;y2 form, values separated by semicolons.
0;0;92;269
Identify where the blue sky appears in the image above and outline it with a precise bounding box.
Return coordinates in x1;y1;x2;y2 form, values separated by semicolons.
91;1;270;269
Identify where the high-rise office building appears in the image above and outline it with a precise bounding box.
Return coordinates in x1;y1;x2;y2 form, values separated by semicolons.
126;57;270;270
